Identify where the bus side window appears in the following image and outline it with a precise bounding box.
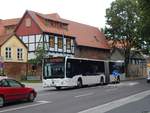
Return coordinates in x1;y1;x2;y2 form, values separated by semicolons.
67;62;71;69
66;62;71;78
66;60;78;78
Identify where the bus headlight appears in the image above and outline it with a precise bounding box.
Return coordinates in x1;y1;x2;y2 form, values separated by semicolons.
61;81;64;85
61;79;68;85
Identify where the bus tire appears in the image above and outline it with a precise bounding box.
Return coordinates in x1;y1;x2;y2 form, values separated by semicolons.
100;77;104;85
147;79;150;83
117;76;120;83
77;78;82;88
56;87;61;90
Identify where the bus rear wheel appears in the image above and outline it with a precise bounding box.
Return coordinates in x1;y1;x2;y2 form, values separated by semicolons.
117;76;120;83
77;79;82;88
100;77;104;85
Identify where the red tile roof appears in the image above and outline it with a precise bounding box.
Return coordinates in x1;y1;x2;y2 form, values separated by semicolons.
0;33;14;46
2;18;20;26
0;18;20;36
63;19;109;49
25;10;110;49
0;33;27;48
37;12;68;24
0;10;110;50
25;10;72;36
0;20;6;36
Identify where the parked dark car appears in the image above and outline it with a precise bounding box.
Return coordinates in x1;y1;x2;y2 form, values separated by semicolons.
0;77;37;107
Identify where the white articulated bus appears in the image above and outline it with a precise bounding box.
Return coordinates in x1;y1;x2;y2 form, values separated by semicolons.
42;57;124;89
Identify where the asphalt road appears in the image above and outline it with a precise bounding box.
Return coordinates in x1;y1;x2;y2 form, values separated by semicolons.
0;79;150;113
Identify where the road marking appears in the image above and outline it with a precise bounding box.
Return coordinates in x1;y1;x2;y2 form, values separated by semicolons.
128;82;139;86
107;82;139;87
78;90;150;113
105;88;118;92
38;92;58;96
75;92;94;98
0;101;51;113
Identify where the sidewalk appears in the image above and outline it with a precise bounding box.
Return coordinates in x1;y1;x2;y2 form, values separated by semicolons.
22;82;46;92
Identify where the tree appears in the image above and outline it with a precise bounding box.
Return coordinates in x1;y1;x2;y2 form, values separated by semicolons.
28;46;47;66
35;46;47;65
138;0;150;54
27;45;47;79
104;0;140;77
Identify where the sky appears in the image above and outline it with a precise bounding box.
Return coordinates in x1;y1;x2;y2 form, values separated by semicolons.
0;0;114;29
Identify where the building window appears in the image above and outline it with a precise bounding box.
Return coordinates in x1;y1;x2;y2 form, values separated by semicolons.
17;48;23;60
51;22;56;27
29;35;35;43
45;35;49;43
45;19;50;26
5;25;15;34
21;35;43;52
28;35;35;51
71;39;75;53
25;18;31;27
5;47;12;59
36;35;42;43
58;37;63;49
50;35;55;48
66;38;71;50
29;43;35;51
22;36;28;43
45;19;68;30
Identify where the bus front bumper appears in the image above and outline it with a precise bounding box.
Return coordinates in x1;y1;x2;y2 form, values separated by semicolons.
43;78;75;88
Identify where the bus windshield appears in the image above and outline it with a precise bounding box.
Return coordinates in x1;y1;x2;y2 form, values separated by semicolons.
44;62;64;79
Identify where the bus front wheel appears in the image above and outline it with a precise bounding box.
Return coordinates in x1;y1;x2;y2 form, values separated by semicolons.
77;79;82;88
55;86;61;90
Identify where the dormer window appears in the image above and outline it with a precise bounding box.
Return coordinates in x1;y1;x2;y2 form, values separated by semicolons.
45;19;50;26
45;19;68;30
63;24;68;30
5;25;15;34
25;18;31;27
